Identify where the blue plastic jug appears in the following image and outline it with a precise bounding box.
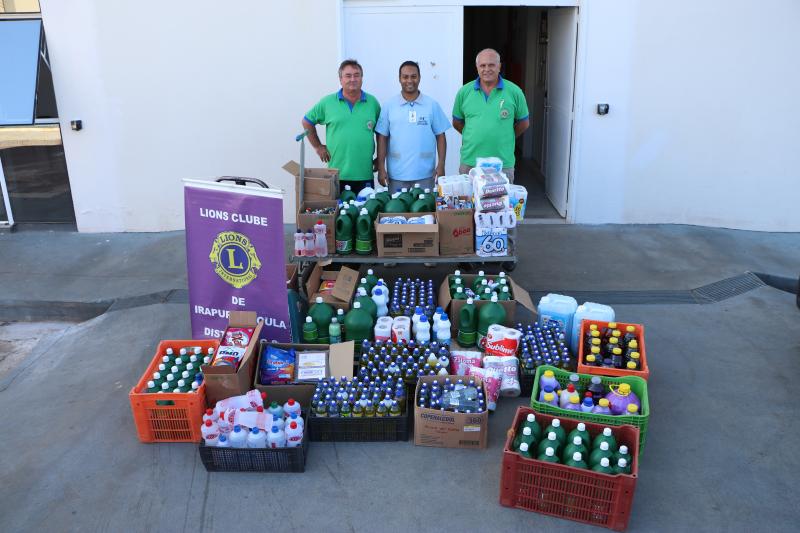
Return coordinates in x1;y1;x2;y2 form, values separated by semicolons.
537;293;578;336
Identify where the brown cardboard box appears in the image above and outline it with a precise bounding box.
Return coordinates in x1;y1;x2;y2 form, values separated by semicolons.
437;208;475;256
375;213;439;257
283;160;339;206
253;341;355;407
304;263;359;311
286;264;298;291
414;374;488;449
202;311;264;405
297;200;337;251
438;274;536;336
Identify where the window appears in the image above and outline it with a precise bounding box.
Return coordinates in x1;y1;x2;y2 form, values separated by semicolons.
0;1;41;14
0;20;42;125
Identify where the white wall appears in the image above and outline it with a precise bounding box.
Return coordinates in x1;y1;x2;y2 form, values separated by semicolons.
41;0;340;231
572;0;800;230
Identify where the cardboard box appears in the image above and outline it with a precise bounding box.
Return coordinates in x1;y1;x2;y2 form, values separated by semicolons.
375;213;439;257
437;208;475;256
201;311;264;405
297;200;337;251
438;274;536;335
253;340;355;407
283;160;339;206
414;374;488;449
304;263;359;311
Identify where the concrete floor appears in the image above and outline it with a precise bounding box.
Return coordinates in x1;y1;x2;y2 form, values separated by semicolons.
0;225;799;532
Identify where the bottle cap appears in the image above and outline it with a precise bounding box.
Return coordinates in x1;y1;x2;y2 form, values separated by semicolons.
548;432;557;441
629;340;639;348
519;443;529;452
609;337;619;344
466;297;474;304
630;352;640;360
147;380;155;389
544;393;554;402
599;398;610;407
573;452;583;461
586;355;596;363
627;403;639;414
527;413;536;423
618;383;632;395
569;395;580;404
552;418;561;428
290;422;298;429
354;302;361;309
545;447;555;457
306;316;313;323
251;427;259;435
591;339;601;346
457;287;463;293
544;370;554;378
618;458;628;467
204;419;213;427
600;458;610;467
573;436;582;445
288;398;295;406
577;422;586;431
478;270;485;276
627;361;637;369
612;348;622;355
591;376;602;384
360;208;368;215
491;294;498;302
619;445;628;454
589;324;598;331
603;427;612;437
600;441;609;451
316;296;323;304
375;288;382;296
523;427;532;436
608;322;617;328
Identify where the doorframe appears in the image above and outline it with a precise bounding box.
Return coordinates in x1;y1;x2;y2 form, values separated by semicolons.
0;155;14;227
340;0;584;223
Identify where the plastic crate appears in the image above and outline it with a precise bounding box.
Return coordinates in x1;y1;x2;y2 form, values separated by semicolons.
308;401;412;442
520;369;536;397
530;365;650;453
198;412;310;473
129;340;217;443
577;320;650;381
500;406;639;531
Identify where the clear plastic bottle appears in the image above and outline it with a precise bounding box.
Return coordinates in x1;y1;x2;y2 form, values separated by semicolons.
313;220;328;257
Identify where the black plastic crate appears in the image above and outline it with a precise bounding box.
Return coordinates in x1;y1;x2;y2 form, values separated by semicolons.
519;369;535;398
198;416;310;473
308;402;411;442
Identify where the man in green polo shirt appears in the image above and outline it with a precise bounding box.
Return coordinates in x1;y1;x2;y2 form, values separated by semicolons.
452;48;529;182
302;59;381;196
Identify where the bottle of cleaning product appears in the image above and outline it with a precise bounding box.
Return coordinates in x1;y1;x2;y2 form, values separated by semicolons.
303;231;315;257
374;316;393;342
544;418;567;445
365;269;379;292
416;315;431;343
340;184;357;203
580;397;595;412
374;188;391;207
288;411;304;431
570;302;615;351
410;194;429;213
539;369;561;394
614;445;632;465
472;270;487;292
409;182;424;200
267;401;284;420
423;188;436;211
477;294;507;348
563;436;590;463
542;391;558;407
344;301;373;343
456;298;478;347
605;383;641;415
335;210;354;254
345;200;359;222
593;427;618;452
246;426;267;448
539;384;558;404
372;289;388;317
201;419;219;446
518;441;533;459
308;297;335;344
453;286;467;300
355;208;374;255
302;316;318;342
398;187;414;209
294;230;304;257
355;287;378;323
437;318;452;346
267;425;287;448
216;434;230;447
565;451;589;469
513;425;536;451
567;422;592;448
229;425;248;448
589;441;614;467
592;457;615;474
285;421;303;447
564;395;582;412
283;398;302;418
587;376;605;399
364;194;382;219
591;398;612;414
384;193;408;213
329;317;342;344
614;457;632;475
371;279;390;301
559;383;577;408
313;220;328;257
537;293;578;334
536;431;562;456
497;286;512;301
522;413;543;443
537;447;560;463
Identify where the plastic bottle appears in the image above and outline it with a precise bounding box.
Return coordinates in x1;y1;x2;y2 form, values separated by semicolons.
374;316;393;342
285;421;303;447
201;419;219;446
497;286;511;301
335;210;354;254
593;427;618;452
303;316;318;342
228;425;247;448
202;408;215;424
372;280;390;302
364;194;382;220
591;398;613;414
246;426;267;448
626;404;640;415
267;425;287;448
283;398;301;418
409;182;424;200
423;188;436;211
456;297;478;346
606;383;641;415
592;457;615;474
537;446;560;463
472;270;487;292
372;288;389;317
536;431;562;456
374;189;391;207
537;293;578;334
539;369;561;394
410;194;429;213
340;184;357;203
449;270;462;291
539;384;558;404
355;208;374;255
288;411;304;431
294;230;305;257
566;422;591;447
384;193;408;213
613;457;632;475
477;294;507;347
570;302;615;351
587;376;605;399
416;315;431;343
559;383;577;408
310;296;335;342
313;220;328;257
614;445;631;466
542;392;558;407
513;425;536;451
329;317;342;344
580;397;595;412
563;436;590;463
522;413;543;442
355;287;378;323
437;318;452;346
344;301;373;343
365;269;379;292
589;441;614;467
544;418;567;445
398;187;414;209
565;451;589;469
216;434;230;448
564;395;582;412
518;441;533;458
453;286;467;300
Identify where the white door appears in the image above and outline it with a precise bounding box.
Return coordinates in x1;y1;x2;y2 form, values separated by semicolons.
343;3;464;175
544;7;578;217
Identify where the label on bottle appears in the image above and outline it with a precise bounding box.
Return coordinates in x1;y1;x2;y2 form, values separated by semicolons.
336;239;352;253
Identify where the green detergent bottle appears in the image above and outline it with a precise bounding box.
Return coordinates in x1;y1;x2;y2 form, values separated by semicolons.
340;184;357;203
472;270;487;292
452;286;467;300
521;413;543;443
593;427;618;453
497;286;512;301
335;210;354;255
409;182;423;200
477;294;507;347
344;301;373;343
375;190;391;207
456;297;478;346
562;436;590;463
567;423;592;450
613;457;632;475
302;316;318;342
537;447;561;463
449;270;462;292
398;187;414;209
543;418;567;446
364;194;382;220
410;194;429;213
354;287;378;324
308;297;334;344
345;201;359;223
536;431;562;456
565;452;589;470
355;208;374;255
592;457;616;475
589;441;614;468
383;193;408;213
423;188;436;211
364;269;379;292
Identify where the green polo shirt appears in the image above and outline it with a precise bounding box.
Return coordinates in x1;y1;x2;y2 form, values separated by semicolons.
452;77;529;168
304;90;381;181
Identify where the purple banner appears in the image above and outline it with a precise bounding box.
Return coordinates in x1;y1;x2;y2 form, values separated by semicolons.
184;180;291;341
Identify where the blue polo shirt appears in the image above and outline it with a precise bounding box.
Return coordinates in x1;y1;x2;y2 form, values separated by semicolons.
375;92;450;181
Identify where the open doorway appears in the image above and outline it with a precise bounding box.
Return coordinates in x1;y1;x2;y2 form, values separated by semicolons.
464;6;577;221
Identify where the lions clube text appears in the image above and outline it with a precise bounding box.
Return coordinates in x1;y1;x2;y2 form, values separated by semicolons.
199;208;269;227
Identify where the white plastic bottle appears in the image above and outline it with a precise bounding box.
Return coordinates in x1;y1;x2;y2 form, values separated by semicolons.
313;220;328;257
303;231;315;257
371;280;390;302
271;414;285;431
293;230;304;256
201;419;219;446
267;425;287;448
287;411;304;431
285;421;303;447
246;426;267;448
437;318;452;346
229;425;248;448
202;408;215;424
570;302;615;351
416;315;431;343
216;434;230;448
283;398;302;418
374;316;393;342
372;288;389;317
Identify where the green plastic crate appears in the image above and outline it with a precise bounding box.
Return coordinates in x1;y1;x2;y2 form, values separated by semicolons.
529;365;650;453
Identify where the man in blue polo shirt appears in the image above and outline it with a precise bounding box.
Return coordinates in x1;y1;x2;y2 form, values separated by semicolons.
376;61;450;194
453;48;529;182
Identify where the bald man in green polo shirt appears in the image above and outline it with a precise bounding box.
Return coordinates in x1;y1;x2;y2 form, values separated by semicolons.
452;48;530;182
302;59;381;196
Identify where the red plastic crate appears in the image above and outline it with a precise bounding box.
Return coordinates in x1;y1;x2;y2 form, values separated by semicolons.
129;340;218;443
577;320;650;381
500;406;639;531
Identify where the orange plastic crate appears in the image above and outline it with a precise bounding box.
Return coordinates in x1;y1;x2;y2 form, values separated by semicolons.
500;406;639;531
576;320;650;381
129;339;217;443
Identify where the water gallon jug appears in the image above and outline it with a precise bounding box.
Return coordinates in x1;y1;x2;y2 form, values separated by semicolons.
344;301;373;343
364;194;382;219
537;293;578;335
410;194;429;213
335;210;354;255
355;287;378;323
374;316;393;342
308;297;334;344
355;208;374;255
383;193;408;213
398;187;414;209
570;302;615;351
456;298;478;347
477;294;507;348
340;184;357;203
